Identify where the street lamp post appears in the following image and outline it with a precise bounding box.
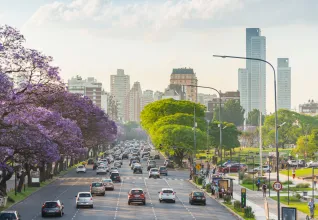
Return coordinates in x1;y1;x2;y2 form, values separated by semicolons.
213;55;280;219
186;85;222;165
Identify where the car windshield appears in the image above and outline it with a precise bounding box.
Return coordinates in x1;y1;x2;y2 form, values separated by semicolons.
78;166;84;168
111;173;119;176
79;193;91;197
92;183;103;187
0;213;17;219
160;167;166;170
163;190;173;193
44;202;58;208
131;190;143;195
193;192;204;196
102;179;112;183
151;169;158;172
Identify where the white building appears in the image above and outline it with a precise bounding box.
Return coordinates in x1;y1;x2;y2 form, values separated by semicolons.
142;90;154;110
277;58;291;110
101;90;108;114
110;69;130;121
125;82;142;122
68;76;102;107
154;91;163;101
238;68;249;118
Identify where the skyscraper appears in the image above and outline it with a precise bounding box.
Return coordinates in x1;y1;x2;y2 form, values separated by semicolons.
141;90;154;110
277;58;291;110
238;28;266;115
125;82;142;122
110;69;130;121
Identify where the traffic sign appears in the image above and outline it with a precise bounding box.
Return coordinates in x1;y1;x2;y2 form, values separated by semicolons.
272;181;283;191
241;188;246;208
196;164;201;170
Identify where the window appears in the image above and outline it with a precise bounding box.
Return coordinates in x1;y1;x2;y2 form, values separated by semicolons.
92;183;103;187
44;202;58;208
79;193;91;197
131;190;143;195
163;190;173;193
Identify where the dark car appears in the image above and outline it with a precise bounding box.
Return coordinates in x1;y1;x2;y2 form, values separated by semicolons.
154;155;160;160
41;200;64;217
93;163;98;170
219;164;246;173
122;154;129;159
142;152;150;158
189;191;206;205
87;158;94;165
0;211;21;220
133;165;143;174
159;166;168;176
110;171;121;182
147;162;156;171
128;188;146;205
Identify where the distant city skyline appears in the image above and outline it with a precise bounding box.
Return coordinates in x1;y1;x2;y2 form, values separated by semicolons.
1;0;317;113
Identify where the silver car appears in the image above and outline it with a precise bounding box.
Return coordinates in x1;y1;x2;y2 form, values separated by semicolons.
90;182;105;196
75;192;93;208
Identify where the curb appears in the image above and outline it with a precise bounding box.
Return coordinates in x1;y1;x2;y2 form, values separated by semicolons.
188;180;244;220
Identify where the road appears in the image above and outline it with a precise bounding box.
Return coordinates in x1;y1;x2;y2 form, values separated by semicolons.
9;153;237;220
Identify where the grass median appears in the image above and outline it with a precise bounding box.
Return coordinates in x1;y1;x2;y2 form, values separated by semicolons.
280;168;318;178
223;203;256;220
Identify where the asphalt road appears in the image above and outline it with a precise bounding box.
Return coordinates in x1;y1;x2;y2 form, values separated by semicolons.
9;152;237;220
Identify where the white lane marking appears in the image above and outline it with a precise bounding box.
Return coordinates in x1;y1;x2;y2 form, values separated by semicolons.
144;178;158;220
32;178;81;220
114;180;124;220
163;179;196;220
72;208;80;220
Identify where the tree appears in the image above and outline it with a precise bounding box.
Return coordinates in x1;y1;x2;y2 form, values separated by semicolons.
294;129;318;159
246;109;265;126
154;124;206;166
213;99;244;126
140;99;206;132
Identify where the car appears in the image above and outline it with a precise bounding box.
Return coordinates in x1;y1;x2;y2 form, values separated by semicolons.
41;200;64;217
76;165;86;173
87;158;94;165
129;159;137;166
142;152;150;158
306;160;318;167
122;154;129;159
75;192;93;208
0;211;21;219
149;156;154;160
90;182;106;196
287;160;298;167
115;158;123;165
110;171;121;182
189;191;206;205
128;188;146;205
253;165;272;173
147;161;156;171
96;166;108;175
159;166;168;176
130;160;138;169
110;167;119;174
101;178;114;190
154;155;160;160
133;164;143;174
142;156;148;161
149;168;160;178
219;164;247;173
114;161;121;168
164;159;170;166
158;188;176;203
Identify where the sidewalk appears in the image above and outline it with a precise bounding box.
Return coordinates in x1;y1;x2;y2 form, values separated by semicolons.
231;174;309;220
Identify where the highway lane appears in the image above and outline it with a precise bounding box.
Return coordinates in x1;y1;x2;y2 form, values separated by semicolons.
9;152;237;220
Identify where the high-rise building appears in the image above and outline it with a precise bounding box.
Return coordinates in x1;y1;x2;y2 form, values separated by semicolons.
170;68;198;102
238;68;248;117
154;91;163;101
110;69;130;121
277;58;291;110
207;91;240;113
101;90;108;114
68;76;102;107
125;82;142;122
142;90;154;110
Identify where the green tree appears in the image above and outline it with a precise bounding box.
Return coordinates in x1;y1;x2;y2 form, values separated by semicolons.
294;129;318;158
246;109;265;126
140;99;205;132
154;124;206;166
213;99;244;126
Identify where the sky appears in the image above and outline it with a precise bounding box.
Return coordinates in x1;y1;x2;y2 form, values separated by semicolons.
0;0;317;113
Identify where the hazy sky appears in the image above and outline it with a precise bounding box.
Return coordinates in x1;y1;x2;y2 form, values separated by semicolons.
1;0;317;113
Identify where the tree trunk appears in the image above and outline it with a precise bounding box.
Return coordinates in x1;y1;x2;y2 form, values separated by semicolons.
39;165;45;182
17;170;27;193
25;164;32;187
59;157;64;172
46;163;52;179
0;170;13;197
53;162;59;175
70;158;74;167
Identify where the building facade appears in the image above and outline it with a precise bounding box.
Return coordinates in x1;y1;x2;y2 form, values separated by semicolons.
100;90;108;114
154;91;163;101
277;58;291;110
125;82;142;122
68;76;102;107
238;68;248;118
299;100;318;116
207;91;240;113
170;68;197;102
142;90;154;110
110;69;130;121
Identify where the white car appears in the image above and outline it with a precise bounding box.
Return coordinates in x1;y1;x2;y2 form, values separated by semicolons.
114;162;121;168
115;159;123;165
158;188;176;203
76;165;86;173
109;167;119;174
96;166;108;175
253;165;271;173
149;168;160;178
75;192;93;208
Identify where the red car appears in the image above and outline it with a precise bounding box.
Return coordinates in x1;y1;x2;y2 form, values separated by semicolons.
128;188;146;205
219;164;247;173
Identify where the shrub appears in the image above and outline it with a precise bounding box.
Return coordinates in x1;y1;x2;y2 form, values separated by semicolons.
283;180;293;185
295;193;301;200
296;183;310;188
7;196;15;203
242;176;253;184
223;195;232;204
196;177;203;185
234;200;241;212
238;172;245;180
206;183;212;193
193;175;198;183
244;206;255;218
